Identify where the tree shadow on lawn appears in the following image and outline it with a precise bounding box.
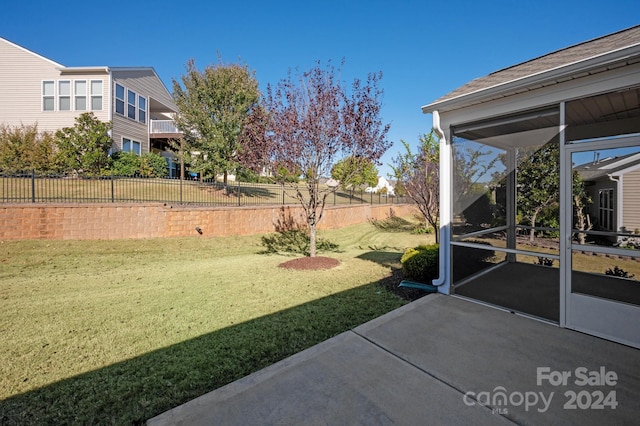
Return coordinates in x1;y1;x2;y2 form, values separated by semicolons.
0;281;409;425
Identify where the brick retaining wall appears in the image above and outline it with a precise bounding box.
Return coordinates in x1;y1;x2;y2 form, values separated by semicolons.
0;203;417;240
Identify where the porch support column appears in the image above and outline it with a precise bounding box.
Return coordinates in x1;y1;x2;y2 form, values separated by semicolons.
559;101;569;328
506;148;517;262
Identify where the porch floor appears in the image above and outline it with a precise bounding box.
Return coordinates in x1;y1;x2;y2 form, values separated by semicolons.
455;262;640;323
148;294;640;425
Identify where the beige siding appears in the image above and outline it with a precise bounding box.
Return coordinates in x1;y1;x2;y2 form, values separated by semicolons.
622;169;640;232
111;69;176;154
112;114;149;153
112;68;175;110
0;38;109;133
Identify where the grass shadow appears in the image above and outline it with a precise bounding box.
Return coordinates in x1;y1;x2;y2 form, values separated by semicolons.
0;280;407;425
334;191;368;203
357;250;402;268
357;251;431;302
369;216;417;233
197;182;277;199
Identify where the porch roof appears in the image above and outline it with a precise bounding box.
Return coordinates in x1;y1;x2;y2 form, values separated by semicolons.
422;25;640;114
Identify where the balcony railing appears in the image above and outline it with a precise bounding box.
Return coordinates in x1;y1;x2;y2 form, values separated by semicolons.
150;120;181;134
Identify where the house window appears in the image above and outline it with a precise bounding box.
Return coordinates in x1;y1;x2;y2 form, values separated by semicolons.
114;83;147;124
75;80;87;110
90;80;103;111
599;188;614;231
127;90;136;120
59;81;71;111
42;81;55;111
115;83;125;115
123;138;141;155
138;96;146;124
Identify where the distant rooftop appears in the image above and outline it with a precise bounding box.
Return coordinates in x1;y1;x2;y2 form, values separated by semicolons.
575;152;640;180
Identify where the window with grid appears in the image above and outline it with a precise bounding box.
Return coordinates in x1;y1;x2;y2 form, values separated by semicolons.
115;83;125;115
122;138;141;155
42;81;55;111
59;81;71;111
127;89;136;119
138;96;146;124
598;188;614;231
91;80;103;110
75;80;87;110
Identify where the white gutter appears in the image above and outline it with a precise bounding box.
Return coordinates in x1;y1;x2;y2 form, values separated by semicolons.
58;66;110;74
431;110;450;292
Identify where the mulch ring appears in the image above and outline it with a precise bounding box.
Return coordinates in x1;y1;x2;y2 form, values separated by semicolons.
279;256;340;270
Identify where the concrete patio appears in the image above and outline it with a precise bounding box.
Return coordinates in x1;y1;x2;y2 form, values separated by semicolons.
148;294;640;425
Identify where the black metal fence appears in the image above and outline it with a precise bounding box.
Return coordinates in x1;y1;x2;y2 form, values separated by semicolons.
0;170;403;206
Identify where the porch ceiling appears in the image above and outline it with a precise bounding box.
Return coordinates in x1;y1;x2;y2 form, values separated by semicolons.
149;97;176;114
453;86;640;149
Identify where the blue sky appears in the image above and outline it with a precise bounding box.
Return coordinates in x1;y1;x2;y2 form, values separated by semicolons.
1;0;638;177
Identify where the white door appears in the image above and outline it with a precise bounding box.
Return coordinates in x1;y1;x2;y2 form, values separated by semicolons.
563;135;640;349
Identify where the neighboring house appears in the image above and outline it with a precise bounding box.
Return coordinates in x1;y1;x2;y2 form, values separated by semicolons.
575;153;640;234
0;36;182;175
422;25;640;349
365;176;395;195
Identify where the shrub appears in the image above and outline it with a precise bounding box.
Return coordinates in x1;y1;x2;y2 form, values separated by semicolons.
261;229;338;256
605;266;635;279
111;152;168;178
55;112;113;175
139;152;168;178
0;124;58;172
536;257;555;267
111;151;140;176
401;244;439;282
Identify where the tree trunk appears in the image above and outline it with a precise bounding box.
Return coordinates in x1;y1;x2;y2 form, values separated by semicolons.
574;195;592;245
309;223;317;257
529;210;539;242
428;218;439;244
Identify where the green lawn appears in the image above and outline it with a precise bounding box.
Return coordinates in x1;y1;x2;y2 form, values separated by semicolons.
0;218;432;425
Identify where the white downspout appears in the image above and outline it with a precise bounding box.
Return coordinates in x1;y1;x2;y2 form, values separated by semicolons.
608;174;622;234
431;110;451;293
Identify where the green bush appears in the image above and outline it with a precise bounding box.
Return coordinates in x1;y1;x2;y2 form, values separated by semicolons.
140;152;168;178
111;151;140;176
605;266;635;279
111;152;168;178
401;244;439;282
261;230;339;256
0;124;58;173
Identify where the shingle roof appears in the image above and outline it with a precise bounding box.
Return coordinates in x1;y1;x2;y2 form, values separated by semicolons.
575;152;640;181
424;25;640;111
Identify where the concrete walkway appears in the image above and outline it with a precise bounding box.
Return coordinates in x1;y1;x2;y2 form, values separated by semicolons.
148;294;640;425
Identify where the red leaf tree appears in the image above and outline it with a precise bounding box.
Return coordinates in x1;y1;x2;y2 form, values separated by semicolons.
265;61;391;257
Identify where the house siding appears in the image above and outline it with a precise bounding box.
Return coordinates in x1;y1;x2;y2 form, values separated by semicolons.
111;69;177;154
0;38;109;133
111;69;175;110
622;169;640;232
